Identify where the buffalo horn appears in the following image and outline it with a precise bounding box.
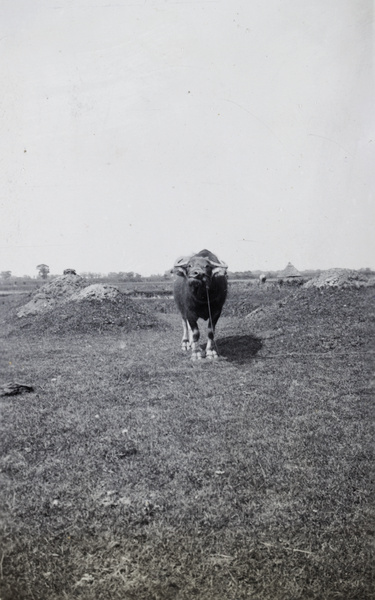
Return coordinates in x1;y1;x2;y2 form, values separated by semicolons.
173;256;190;268
208;259;228;269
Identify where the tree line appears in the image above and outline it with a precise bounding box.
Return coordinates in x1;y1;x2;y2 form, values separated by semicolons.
2;265;375;285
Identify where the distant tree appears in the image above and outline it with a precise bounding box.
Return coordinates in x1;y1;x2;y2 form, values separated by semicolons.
36;264;50;279
1;270;12;281
120;271;142;282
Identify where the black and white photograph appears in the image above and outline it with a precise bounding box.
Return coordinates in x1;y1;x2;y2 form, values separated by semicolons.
1;1;374;598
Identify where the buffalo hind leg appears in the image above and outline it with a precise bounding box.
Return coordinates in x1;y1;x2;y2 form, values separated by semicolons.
206;312;221;359
181;319;191;351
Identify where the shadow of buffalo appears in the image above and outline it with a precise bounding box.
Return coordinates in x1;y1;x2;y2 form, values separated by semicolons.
215;334;262;364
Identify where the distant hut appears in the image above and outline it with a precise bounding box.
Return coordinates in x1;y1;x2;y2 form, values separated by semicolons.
278;262;302;285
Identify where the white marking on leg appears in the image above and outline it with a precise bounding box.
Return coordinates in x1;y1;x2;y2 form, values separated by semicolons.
191;340;203;359
206;322;218;359
190;323;203;360
206;338;218;359
187;321;194;345
181;319;190;350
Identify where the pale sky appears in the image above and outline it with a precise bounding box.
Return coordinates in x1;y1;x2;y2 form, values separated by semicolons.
1;0;374;276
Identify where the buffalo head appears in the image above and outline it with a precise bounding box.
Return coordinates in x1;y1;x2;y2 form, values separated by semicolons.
173;250;227;287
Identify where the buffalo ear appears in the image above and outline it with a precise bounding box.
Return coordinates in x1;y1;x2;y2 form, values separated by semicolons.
174;266;187;277
212;266;227;277
173;255;190;276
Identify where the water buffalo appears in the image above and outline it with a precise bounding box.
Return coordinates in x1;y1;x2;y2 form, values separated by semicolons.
172;249;228;359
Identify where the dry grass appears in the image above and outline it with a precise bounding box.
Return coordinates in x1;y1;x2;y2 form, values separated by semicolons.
0;286;374;599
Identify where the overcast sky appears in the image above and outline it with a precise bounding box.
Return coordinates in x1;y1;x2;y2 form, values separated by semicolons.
1;0;374;276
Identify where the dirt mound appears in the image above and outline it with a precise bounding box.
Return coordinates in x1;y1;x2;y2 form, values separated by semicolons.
304;269;368;289
11;276;166;335
13;295;165;335
17;274;88;317
264;286;375;354
244;305;279;331
70;284;123;302
237;286;375;356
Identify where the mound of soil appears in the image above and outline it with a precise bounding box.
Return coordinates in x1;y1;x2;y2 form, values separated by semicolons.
17;274;88;317
10;276;166;335
70;283;123;302
242;286;374;356
304;268;368;288
13;295;164;335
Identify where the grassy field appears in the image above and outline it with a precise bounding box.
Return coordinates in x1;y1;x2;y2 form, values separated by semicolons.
0;285;374;599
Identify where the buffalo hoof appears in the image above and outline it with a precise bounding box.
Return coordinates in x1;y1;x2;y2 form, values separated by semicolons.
181;342;190;351
191;352;203;361
206;349;218;359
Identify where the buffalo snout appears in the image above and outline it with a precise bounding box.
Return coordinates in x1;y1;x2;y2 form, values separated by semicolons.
189;268;206;279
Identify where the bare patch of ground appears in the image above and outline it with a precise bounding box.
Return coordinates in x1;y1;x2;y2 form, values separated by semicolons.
305;268;369;288
70;283;124;302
